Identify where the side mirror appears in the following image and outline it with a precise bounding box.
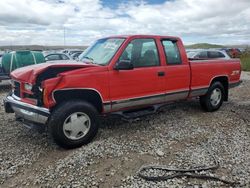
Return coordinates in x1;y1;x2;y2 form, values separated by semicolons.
114;60;133;70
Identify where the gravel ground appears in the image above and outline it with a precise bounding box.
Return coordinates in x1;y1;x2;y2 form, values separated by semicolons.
0;72;250;188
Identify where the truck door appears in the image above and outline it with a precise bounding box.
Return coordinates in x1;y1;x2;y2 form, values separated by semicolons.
161;39;191;101
109;38;166;111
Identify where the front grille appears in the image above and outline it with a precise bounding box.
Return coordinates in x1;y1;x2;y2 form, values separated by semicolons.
13;81;21;97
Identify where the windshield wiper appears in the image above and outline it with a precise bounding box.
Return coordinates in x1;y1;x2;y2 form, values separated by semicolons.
80;56;104;66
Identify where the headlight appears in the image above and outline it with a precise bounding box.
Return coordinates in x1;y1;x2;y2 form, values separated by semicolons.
24;83;33;91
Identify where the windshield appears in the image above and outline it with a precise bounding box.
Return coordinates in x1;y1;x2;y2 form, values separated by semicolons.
79;38;125;65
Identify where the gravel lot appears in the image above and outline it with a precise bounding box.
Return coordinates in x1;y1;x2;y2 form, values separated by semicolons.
0;72;250;188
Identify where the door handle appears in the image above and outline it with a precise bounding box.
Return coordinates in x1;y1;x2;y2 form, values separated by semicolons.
158;71;165;77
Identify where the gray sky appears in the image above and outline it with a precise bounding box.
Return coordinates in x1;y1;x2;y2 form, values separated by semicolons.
0;0;250;46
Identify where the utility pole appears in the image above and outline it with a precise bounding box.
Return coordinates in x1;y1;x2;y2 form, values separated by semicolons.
63;27;66;47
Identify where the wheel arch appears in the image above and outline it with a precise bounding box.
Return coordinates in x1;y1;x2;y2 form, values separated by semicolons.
52;89;104;113
209;75;229;101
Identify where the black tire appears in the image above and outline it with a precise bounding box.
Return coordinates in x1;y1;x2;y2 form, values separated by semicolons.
200;82;225;112
48;100;99;149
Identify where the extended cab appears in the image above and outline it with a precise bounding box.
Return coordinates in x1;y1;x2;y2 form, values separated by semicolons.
4;35;241;148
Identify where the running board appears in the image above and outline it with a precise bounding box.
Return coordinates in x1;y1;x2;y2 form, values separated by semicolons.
110;104;166;121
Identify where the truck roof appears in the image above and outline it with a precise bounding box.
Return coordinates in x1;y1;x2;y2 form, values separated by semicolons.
105;34;180;40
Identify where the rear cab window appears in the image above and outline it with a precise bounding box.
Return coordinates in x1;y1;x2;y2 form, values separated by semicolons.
161;40;182;65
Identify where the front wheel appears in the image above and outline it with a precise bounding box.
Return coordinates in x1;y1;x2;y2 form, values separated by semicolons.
200;82;225;112
48;100;99;149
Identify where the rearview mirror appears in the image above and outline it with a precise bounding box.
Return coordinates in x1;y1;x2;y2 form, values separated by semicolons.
114;60;133;70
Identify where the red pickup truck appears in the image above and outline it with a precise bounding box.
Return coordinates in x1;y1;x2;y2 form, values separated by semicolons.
4;35;241;148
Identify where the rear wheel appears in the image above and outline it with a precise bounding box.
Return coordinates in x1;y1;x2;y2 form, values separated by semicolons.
200;82;225;112
48;100;99;149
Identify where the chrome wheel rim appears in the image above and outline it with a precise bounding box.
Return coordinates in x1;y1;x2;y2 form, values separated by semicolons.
63;112;91;140
210;88;222;106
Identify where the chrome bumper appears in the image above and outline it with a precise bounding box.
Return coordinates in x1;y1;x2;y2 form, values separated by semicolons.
4;95;50;124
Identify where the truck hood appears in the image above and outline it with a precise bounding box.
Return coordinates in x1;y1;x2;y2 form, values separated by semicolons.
11;61;98;84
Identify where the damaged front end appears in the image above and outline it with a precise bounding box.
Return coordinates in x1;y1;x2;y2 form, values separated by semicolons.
33;66;82;107
4;62;91;128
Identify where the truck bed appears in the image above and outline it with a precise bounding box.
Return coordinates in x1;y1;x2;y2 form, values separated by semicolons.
190;58;241;91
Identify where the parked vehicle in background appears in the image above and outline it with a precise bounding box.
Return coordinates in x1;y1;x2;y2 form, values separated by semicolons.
68;50;83;56
62;49;83;56
45;53;72;61
71;51;83;60
0;56;3;75
43;50;61;57
238;48;246;53
187;49;231;59
0;51;45;82
224;48;242;58
62;49;72;54
4;35;241;148
0;53;4;79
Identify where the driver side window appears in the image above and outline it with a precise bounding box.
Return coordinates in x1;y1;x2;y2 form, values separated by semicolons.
119;39;160;68
120;43;132;61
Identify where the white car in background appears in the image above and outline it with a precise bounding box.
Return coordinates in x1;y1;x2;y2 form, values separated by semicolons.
44;53;72;62
187;50;231;59
62;49;83;56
